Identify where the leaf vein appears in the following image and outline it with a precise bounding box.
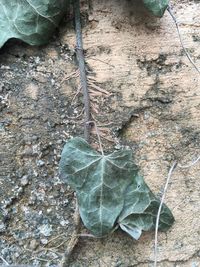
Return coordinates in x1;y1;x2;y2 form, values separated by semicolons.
24;0;56;26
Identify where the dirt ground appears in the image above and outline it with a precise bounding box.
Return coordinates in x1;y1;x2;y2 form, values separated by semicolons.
0;0;200;266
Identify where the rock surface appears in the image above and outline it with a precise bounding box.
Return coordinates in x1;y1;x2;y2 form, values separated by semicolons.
0;0;200;266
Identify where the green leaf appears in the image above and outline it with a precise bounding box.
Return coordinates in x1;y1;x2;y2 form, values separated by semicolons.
118;175;174;239
142;0;169;17
59;137;174;239
0;0;70;48
59;137;138;237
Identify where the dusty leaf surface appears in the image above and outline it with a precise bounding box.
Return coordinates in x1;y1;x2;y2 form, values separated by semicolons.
59;137;174;239
59;137;137;236
118;174;174;239
0;0;69;48
143;0;169;17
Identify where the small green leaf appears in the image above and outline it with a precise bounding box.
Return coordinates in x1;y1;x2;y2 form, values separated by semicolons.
0;0;70;48
143;0;169;17
118;175;174;239
59;137;138;237
59;138;174;239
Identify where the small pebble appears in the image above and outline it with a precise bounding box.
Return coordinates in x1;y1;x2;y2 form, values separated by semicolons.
37;160;45;167
20;175;29;186
39;224;52;237
40;238;48;245
0;223;6;232
29;239;38;250
60;219;69;226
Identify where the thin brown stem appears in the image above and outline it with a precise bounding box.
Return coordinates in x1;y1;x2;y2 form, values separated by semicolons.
87;121;104;156
74;0;91;142
60;0;91;265
60;200;80;267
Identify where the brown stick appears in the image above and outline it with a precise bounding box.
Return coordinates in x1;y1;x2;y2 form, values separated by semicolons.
60;200;80;267
60;1;91;266
74;0;91;142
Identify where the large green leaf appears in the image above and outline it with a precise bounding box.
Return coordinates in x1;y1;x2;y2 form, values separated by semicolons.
0;0;69;48
59;137;138;237
59;137;174;239
142;0;169;17
118;175;174;239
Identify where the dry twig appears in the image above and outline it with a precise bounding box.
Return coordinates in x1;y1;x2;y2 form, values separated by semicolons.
167;6;200;74
86;121;104;156
60;200;80;267
60;0;92;265
61;70;79;84
0;255;9;265
154;161;177;267
154;155;200;267
74;0;91;142
178;155;200;169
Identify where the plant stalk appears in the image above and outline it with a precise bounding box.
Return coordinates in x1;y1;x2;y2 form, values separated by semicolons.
60;1;91;266
167;5;200;75
74;0;91;142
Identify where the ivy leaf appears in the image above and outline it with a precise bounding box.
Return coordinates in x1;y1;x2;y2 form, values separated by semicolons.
0;0;69;48
118;175;174;239
59;137;138;237
142;0;169;17
59;137;174;238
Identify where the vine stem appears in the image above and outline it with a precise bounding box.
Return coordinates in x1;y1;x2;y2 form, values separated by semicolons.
60;199;80;267
60;0;91;265
74;0;91;142
0;255;9;265
179;155;200;169
167;5;200;75
86;121;104;156
154;155;200;267
154;161;177;267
